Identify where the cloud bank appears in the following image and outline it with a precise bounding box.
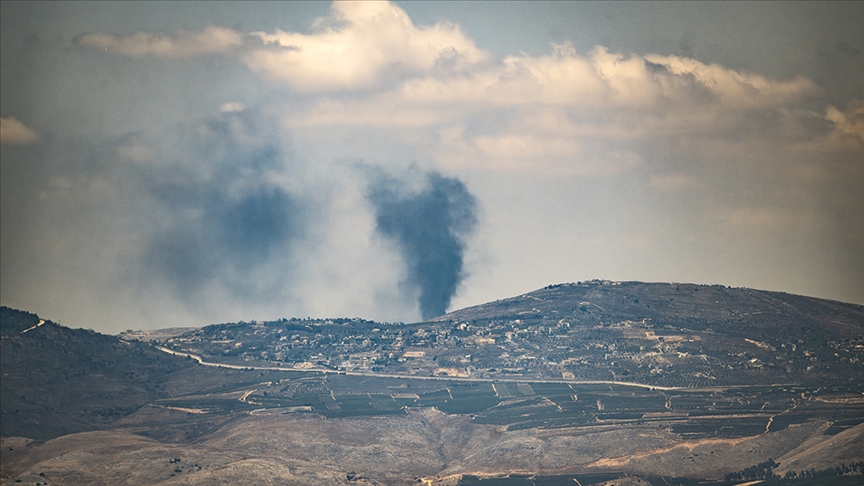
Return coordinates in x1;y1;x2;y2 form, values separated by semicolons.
76;1;487;92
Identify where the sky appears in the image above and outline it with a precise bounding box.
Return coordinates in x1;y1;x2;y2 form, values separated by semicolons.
1;1;862;334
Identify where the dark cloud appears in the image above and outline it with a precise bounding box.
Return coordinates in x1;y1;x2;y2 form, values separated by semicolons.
367;170;477;320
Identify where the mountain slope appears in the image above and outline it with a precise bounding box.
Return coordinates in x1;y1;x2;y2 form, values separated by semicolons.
1;307;195;439
439;281;864;340
147;281;864;388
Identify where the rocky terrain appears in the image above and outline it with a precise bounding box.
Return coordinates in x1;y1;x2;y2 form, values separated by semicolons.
2;281;863;485
142;281;864;388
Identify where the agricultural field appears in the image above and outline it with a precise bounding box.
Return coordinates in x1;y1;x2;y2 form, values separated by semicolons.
145;368;864;444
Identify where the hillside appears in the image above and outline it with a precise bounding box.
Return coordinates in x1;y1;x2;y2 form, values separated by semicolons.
147;281;864;388
2;282;863;485
0;307;195;439
441;281;863;338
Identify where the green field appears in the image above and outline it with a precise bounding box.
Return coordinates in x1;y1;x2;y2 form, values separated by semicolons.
154;373;864;442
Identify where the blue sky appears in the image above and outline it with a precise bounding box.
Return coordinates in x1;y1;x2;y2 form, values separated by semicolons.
1;1;862;333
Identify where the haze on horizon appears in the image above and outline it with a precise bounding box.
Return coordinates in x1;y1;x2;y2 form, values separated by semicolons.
1;1;862;334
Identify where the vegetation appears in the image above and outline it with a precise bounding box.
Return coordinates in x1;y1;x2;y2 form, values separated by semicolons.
1;306;195;439
141;282;864;390
2;281;862;484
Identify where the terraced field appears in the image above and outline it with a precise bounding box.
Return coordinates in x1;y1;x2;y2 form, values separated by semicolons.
147;367;864;444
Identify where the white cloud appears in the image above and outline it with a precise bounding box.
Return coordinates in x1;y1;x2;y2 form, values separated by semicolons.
76;2;487;93
276;39;831;176
398;43;609;106
0;116;39;145
72;1;822;118
825;100;864;142
242;1;487;92
275;36;829;174
397;44;822;110
643;54;824;107
75;25;244;58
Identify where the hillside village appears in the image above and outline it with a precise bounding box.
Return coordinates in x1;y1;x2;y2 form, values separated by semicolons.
129;281;864;388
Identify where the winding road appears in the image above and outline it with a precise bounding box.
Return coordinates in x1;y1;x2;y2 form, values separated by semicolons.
151;345;785;392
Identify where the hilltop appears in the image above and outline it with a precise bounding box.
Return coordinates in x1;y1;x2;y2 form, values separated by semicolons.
141;281;864;388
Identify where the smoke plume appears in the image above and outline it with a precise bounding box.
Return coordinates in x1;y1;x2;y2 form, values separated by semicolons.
368;170;477;320
140;112;305;302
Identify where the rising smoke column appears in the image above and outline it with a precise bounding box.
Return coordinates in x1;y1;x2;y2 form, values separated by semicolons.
368;171;477;320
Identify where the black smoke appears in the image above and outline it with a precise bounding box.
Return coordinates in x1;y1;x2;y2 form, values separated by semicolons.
368;170;477;320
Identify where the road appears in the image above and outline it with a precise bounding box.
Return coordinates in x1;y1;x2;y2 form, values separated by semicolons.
150;345;772;392
21;319;45;333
